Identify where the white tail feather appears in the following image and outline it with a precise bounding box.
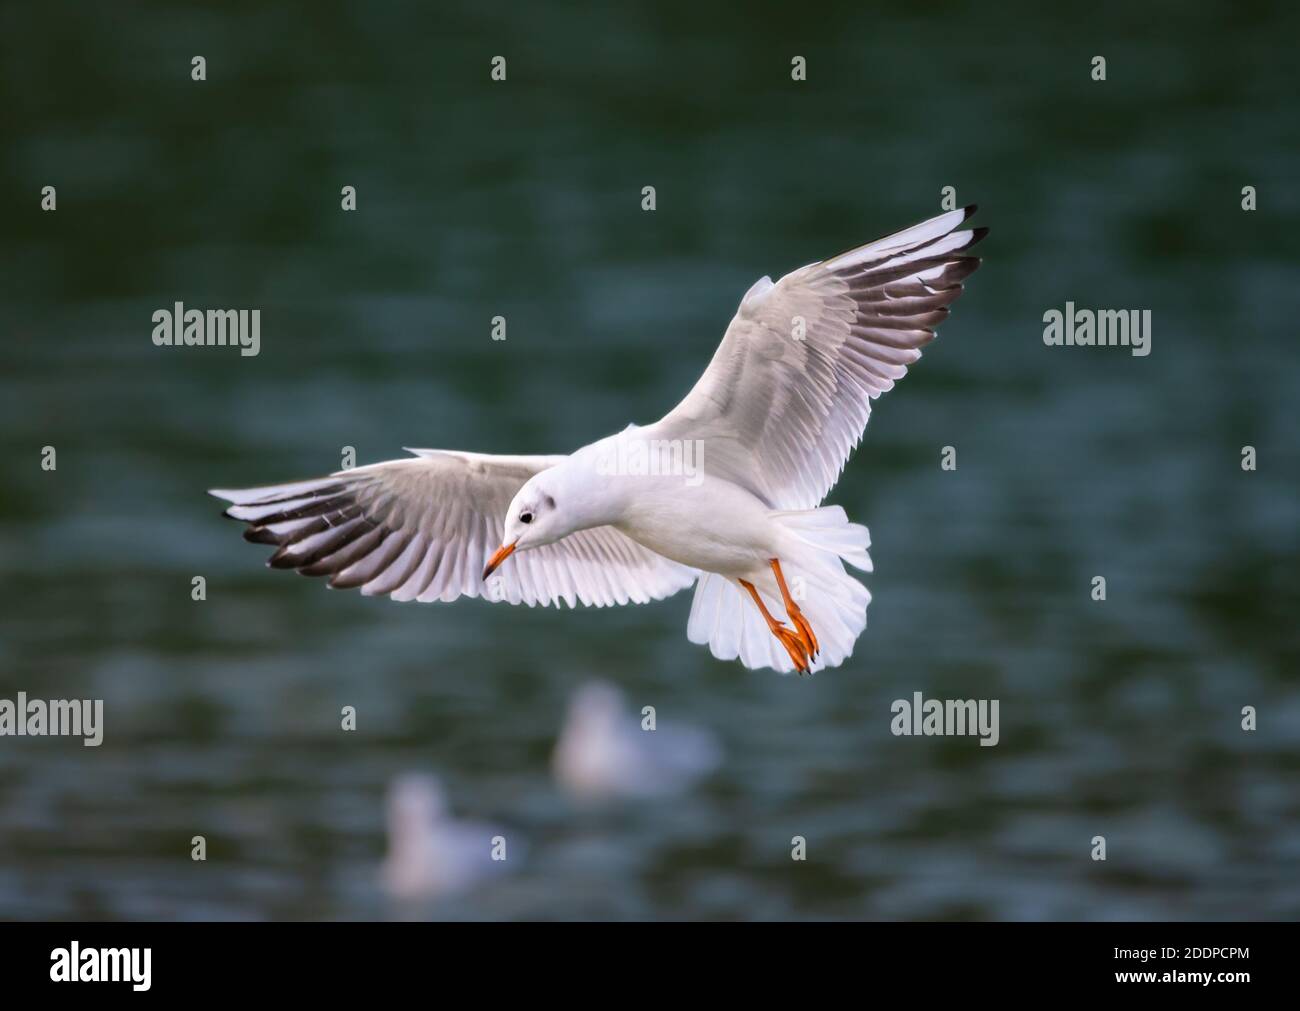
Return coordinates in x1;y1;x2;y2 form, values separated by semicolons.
687;507;872;675
770;506;872;573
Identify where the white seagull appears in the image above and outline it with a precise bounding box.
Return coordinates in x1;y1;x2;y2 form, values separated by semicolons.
553;681;721;799
211;207;985;675
381;773;510;900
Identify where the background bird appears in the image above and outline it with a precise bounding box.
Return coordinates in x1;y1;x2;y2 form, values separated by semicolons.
381;772;512;901
553;681;721;799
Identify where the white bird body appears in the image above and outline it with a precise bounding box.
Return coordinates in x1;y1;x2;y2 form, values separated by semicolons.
212;207;985;675
559;431;787;576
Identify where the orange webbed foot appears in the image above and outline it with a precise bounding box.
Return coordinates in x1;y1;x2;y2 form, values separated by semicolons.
772;623;812;675
769;559;818;660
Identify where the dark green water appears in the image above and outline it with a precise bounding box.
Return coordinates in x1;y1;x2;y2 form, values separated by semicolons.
1;1;1297;919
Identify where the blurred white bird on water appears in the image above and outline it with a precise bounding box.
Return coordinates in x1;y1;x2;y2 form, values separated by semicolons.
381;772;514;901
553;681;721;800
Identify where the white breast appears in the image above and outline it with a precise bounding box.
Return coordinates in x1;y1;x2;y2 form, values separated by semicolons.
614;474;778;577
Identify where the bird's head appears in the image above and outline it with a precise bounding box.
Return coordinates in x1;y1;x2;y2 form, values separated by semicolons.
483;471;567;579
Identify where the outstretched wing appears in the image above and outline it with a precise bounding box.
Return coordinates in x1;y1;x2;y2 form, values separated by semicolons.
641;206;986;510
210;450;696;608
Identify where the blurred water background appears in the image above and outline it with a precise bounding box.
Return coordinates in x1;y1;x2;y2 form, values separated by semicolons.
1;1;1298;919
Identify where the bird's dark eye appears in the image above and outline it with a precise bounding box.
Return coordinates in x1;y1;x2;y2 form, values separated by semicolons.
520;511;533;524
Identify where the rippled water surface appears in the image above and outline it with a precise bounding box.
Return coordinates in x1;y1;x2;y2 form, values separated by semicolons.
1;2;1298;919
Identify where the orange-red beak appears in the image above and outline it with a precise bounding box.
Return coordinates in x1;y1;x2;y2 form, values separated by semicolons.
482;539;518;580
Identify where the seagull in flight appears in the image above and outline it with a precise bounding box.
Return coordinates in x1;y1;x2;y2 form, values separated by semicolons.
211;207;985;675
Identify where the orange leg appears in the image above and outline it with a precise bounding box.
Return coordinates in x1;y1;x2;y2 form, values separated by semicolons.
770;559;818;659
740;578;810;675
